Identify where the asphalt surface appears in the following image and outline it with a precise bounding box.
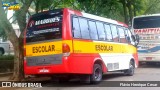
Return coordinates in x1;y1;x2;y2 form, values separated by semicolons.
31;63;160;90
1;63;160;90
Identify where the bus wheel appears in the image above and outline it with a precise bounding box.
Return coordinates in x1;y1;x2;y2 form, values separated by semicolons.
90;64;102;84
124;60;135;76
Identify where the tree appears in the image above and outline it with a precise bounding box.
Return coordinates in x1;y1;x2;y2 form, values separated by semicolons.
0;0;78;81
0;0;33;81
0;0;160;81
34;0;54;13
118;0;145;25
143;0;160;14
0;27;7;41
120;0;128;24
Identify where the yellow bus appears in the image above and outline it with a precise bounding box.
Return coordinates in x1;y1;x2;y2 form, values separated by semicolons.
24;8;139;83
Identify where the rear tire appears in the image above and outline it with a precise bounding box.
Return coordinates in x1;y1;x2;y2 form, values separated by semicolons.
90;64;102;84
124;60;135;76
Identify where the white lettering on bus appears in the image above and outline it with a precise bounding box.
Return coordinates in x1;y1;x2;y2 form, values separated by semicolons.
35;17;60;25
33;28;59;34
134;28;160;34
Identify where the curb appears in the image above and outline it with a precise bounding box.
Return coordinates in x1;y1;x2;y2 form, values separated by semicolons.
0;72;12;77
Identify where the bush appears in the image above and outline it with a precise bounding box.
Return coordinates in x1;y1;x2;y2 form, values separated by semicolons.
0;55;14;60
0;55;14;72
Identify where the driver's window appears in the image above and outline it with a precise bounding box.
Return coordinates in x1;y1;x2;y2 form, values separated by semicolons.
125;28;133;43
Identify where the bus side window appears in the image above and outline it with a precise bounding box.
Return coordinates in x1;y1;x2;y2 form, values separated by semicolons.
96;21;106;41
125;28;132;43
88;21;98;40
72;17;81;38
118;26;127;43
79;18;90;39
110;25;119;42
104;24;113;41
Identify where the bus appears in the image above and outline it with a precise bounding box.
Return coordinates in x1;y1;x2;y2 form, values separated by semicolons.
24;8;139;83
132;14;160;64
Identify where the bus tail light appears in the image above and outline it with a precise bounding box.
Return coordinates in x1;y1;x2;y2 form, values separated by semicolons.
62;43;70;56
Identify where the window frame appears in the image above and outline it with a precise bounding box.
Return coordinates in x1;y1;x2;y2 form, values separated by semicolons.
72;16;82;38
124;27;133;44
72;15;91;40
71;15;131;44
95;21;106;41
104;23;113;42
117;26;128;43
78;17;91;39
88;20;99;40
110;24;120;42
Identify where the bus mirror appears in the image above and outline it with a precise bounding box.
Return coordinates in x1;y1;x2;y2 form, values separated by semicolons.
135;34;140;45
135;34;139;43
131;35;136;42
132;34;139;47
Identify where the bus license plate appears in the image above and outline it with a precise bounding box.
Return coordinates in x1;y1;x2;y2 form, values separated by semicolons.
146;57;152;60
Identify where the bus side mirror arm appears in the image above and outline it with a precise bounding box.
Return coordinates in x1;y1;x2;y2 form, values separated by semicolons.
135;34;140;43
131;35;136;42
132;34;139;47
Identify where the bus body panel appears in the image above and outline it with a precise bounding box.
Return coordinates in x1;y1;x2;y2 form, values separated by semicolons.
24;53;96;74
24;40;137;75
73;39;137;71
133;15;160;62
24;8;138;76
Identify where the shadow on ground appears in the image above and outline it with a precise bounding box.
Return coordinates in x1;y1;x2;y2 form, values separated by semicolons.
139;62;160;68
38;73;128;87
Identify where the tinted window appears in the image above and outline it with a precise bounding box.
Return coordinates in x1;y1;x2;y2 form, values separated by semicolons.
96;22;106;40
88;21;98;40
104;24;113;41
72;17;81;38
133;16;160;29
26;10;62;43
111;25;119;42
118;27;127;43
79;18;90;39
125;28;132;43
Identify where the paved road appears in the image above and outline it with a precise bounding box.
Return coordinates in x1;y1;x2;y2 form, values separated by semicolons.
28;63;160;90
1;63;160;90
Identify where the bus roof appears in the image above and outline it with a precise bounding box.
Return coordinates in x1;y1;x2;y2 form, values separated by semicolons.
133;14;160;19
67;8;128;27
29;8;128;28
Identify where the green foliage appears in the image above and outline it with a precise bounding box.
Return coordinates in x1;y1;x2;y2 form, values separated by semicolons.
0;55;14;60
143;0;160;14
35;0;54;11
0;27;4;36
0;55;14;72
0;27;7;41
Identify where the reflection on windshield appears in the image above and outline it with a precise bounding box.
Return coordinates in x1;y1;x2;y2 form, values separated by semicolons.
133;16;160;29
26;10;62;43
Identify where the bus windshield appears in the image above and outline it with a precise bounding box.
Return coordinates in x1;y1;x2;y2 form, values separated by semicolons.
26;10;63;43
133;16;160;29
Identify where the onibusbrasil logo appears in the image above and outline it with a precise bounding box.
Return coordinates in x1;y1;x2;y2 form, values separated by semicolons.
29;20;35;27
2;1;20;10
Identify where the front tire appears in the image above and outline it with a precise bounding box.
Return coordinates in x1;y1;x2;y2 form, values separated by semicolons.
124;60;135;76
90;64;102;84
